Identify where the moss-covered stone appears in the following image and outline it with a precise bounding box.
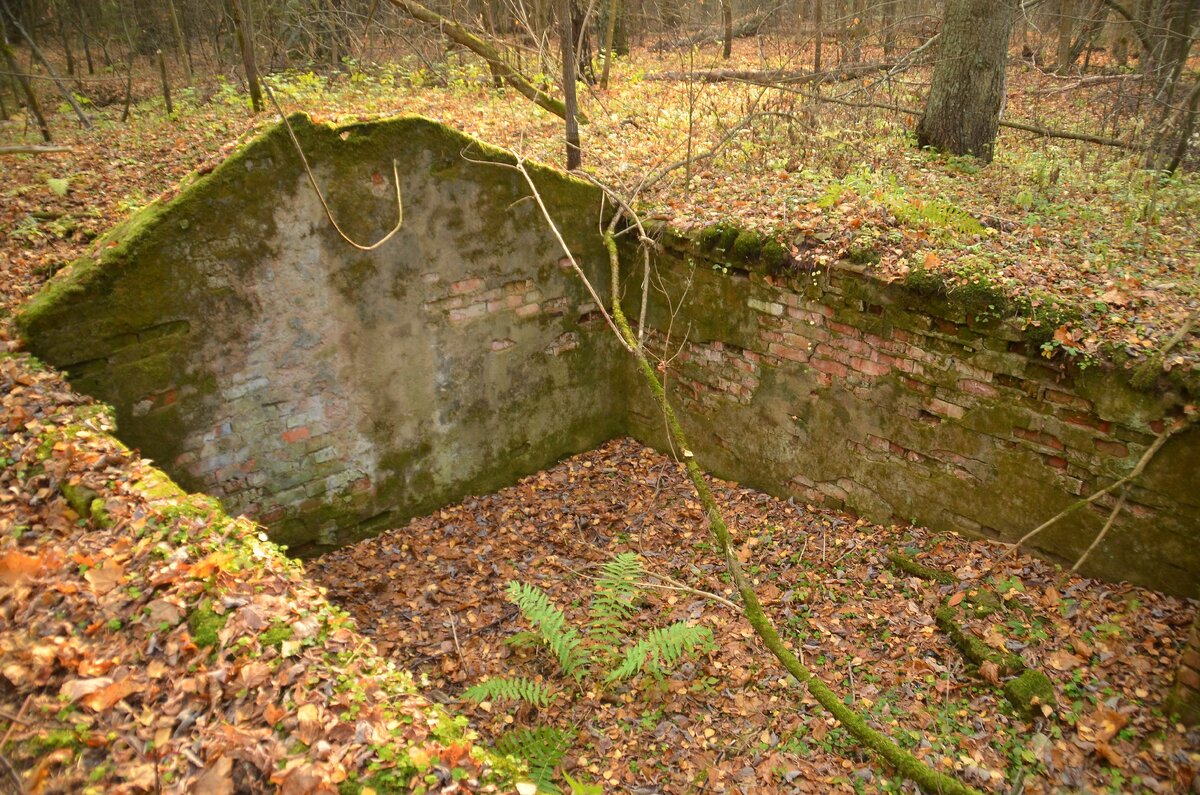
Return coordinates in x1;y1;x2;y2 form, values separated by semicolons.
1002;670;1056;719
934;605;1025;677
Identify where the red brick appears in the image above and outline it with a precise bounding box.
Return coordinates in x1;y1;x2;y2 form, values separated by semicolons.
900;377;933;395
1094;439;1129;457
1044;455;1068;470
450;277;484;294
851;357;891;377
837;337;873;356
927;399;965;419
161;389;178;406
816;372;833;387
1044;389;1093;411
811;358;848;378
768;343;808;363
934;318;959;335
1149;419;1165;434
865;434;889;451
1062;412;1113;434
828;320;860;337
282;426;310;443
1013;427;1064;451
889;441;905;455
957;379;999;399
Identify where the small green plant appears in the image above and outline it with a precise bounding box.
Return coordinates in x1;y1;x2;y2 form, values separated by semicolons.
464;554;714;791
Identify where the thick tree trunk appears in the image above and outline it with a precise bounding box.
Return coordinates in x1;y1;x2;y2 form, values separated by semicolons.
561;0;581;169
1056;0;1076;72
916;0;1018;164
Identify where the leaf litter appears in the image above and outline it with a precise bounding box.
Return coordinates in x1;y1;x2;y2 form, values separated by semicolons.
310;438;1200;793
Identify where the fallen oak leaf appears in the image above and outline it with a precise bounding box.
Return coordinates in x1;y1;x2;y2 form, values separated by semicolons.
80;678;138;712
0;550;44;585
84;559;126;594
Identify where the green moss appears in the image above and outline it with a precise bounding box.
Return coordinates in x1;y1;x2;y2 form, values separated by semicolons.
760;238;790;274
1002;670;1056;719
61;480;99;519
730;229;764;260
934;605;1025;677
187;600;229;648
23;728;82;755
261;621;293;649
885;551;955;584
846;243;881;266
903;268;946;296
89;497;112;528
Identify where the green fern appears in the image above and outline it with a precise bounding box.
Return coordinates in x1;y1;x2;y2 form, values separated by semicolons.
496;726;575;793
462;676;557;708
506;581;587;679
587;552;643;652
605;621;714;684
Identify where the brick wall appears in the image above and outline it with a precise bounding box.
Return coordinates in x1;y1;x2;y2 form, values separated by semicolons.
20;116;625;555
626;244;1199;597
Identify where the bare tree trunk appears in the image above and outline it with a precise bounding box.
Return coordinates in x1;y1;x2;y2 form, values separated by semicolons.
2;6;92;129
229;0;263;113
157;49;173;114
1166;79;1200;173
561;0;581;169
916;0;1018;163
1;43;51;141
882;0;896;58
1056;0;1076;72
71;0;94;75
813;0;822;71
721;0;732;58
167;0;193;86
600;0;619;87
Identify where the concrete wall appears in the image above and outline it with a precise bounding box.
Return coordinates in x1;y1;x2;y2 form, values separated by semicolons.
17;116;625;555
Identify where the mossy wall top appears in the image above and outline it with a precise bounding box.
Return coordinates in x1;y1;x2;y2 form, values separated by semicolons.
17;114;626;554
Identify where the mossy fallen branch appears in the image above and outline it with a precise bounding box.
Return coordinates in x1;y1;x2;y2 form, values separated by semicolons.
885;551;957;585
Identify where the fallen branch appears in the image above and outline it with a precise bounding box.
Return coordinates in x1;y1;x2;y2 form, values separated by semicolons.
998;419;1191;564
754;87;1139;150
647;61;894;85
511;155;984;795
0;144;71;155
384;0;584;123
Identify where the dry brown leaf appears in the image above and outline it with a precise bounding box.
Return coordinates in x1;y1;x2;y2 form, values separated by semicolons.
84;559;125;594
191;756;234;795
979;660;1002;685
80;678;138;711
1046;649;1086;672
0;550;43;585
947;591;965;607
296;702;322;745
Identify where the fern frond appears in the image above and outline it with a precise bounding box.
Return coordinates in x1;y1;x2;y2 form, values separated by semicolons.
587;553;643;649
506;581;587;678
496;725;575;793
605;621;714;684
462;676;557;709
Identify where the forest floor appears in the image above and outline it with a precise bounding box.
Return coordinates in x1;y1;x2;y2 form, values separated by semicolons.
311;437;1200;794
1;39;1197;371
0;37;1198;794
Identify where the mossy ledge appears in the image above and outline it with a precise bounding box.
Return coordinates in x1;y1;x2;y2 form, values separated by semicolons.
649;221;1196;398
